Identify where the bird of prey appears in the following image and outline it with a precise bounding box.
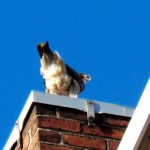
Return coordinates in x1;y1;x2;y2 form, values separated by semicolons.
37;41;91;98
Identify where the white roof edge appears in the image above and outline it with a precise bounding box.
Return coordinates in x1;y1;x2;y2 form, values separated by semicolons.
4;91;134;150
118;78;150;150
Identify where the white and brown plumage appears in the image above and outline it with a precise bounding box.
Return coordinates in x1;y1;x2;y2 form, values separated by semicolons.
37;41;91;98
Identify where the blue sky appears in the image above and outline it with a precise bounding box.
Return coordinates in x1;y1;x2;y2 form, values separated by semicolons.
0;0;150;148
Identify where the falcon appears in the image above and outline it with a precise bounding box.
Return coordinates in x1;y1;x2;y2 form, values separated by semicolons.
37;41;91;98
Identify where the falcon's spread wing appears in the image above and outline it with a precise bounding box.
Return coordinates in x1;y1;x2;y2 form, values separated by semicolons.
37;41;91;98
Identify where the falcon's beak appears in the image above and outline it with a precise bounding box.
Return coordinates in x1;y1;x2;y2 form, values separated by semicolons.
37;41;49;49
37;43;45;49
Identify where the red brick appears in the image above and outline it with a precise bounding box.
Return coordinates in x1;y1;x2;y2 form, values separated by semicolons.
18;103;131;150
27;128;60;150
35;103;56;116
22;105;37;139
27;129;39;150
108;141;120;150
22;133;30;150
30;117;39;138
22;106;39;150
63;134;106;150
39;129;60;143
37;116;81;133
82;124;124;140
59;108;104;124
59;107;87;121
39;143;76;150
22;103;56;139
104;115;130;127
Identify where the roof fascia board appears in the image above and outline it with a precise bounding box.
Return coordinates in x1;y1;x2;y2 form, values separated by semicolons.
118;78;150;150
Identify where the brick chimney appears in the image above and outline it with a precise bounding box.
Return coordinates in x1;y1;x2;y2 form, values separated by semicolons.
4;91;134;150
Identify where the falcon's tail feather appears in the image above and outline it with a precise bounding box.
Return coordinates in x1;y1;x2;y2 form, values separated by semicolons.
66;64;85;91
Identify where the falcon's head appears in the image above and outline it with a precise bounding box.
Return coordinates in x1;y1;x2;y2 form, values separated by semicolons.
80;73;91;83
37;41;48;49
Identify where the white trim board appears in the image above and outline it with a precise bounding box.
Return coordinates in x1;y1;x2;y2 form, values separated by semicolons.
118;78;150;150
